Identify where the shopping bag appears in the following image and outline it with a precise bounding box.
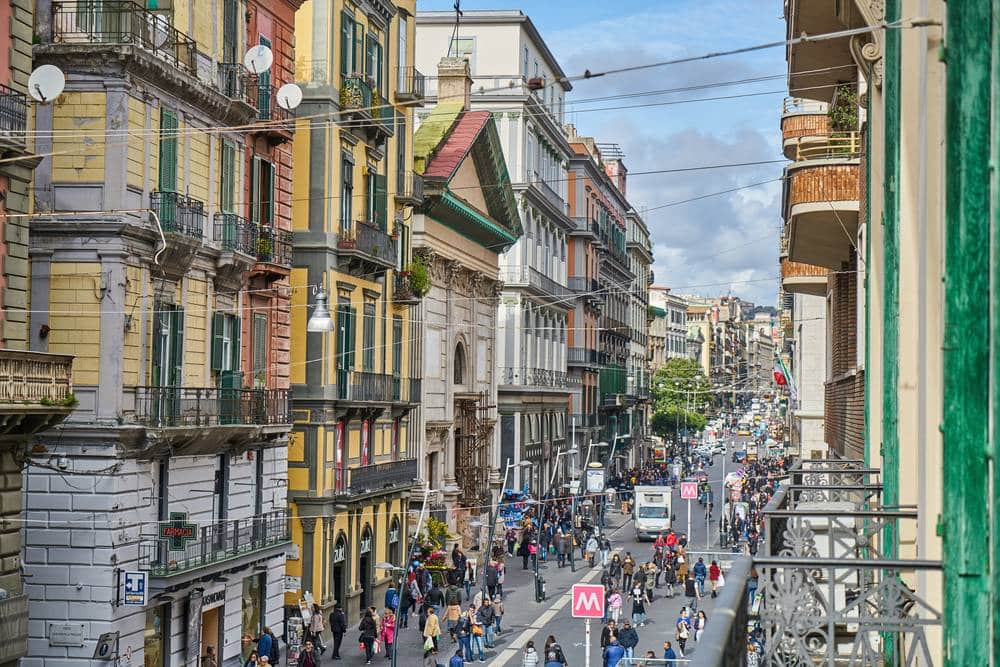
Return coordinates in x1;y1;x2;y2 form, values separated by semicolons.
718;572;726;588
424;636;434;651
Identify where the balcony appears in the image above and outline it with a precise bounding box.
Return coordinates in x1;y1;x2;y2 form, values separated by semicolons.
392;376;421;404
569;217;600;238
214;213;258;256
217;63;258;110
150;191;205;239
337;221;397;275
781;97;830;159
567;347;599;368
693;460;942;666
784;133;860;270
501;266;573;301
0;350;74;437
394;66;426;103
499;367;571;390
525;170;568;215
335;371;420;406
253;225;294;279
785;0;857;101
252;82;294;144
568;413;598;428
393;271;422;306
340;76;393;142
567;277;599;293
138;509;290;584
347;458;419;495
780;256;827;296
395;171;424;206
0;83;28;154
0;594;27;663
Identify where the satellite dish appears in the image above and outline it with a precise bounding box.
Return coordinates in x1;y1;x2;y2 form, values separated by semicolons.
28;65;65;103
244;44;274;75
276;83;302;110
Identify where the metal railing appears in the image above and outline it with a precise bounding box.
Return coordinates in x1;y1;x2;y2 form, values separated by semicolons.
340;220;396;266
217;63;257;108
214;213;258;255
395;170;424;204
0;83;27;146
254;82;292;123
527;170;567;212
392;376;421;403
340;76;373;112
138;510;290;576
568;413;598;428
782;96;828;115
0;594;27;663
348;458;418;494
0;350;73;405
256;225;293;267
499;367;570;388
52;0;197;74
150;191;205;238
500;266;573;299
567;347;598;365
393;272;421;304
567;276;600;293
336;371;416;402
794;131;862;161
395;66;426;100
133;386;291;427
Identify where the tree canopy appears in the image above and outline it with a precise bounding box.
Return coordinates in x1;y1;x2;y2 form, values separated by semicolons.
649;358;711;439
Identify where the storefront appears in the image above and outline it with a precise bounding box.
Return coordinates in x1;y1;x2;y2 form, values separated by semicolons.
241;574;265;661
144;604;169;667
358;524;373;611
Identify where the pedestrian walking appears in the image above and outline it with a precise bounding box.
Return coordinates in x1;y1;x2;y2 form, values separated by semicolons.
358;611;377;665
618;621;639;660
674;617;689;656
708;560;721;598
622;553;635;592
455;608;472;660
379;608;396;660
521;640;540;667
493;595;504;635
308;605;327;654
423;607;441;653
467;606;486;662
300;641;320;667
630;585;646;626
328;605;347;660
449;648;465;667
477;598;496;649
602;636;625;667
694;610;707;642
463;561;475;601
609;588;623;624
684;573;700;612
600;620;617;648
663;641;678;667
693;557;708;597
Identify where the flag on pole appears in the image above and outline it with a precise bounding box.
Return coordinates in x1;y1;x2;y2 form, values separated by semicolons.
774;358;798;404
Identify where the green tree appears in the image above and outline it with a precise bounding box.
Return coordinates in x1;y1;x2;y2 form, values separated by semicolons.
651;358;711;413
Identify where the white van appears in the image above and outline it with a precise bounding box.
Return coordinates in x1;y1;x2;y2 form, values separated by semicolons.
633;485;673;541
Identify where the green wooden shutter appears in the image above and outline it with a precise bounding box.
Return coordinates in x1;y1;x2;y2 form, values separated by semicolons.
230;315;241;373
249;157;261;224
340;12;352;76
346;307;357;369
366;34;375;81
266;161;276;227
252;313;267;387
220;142;235;213
158;109;178;192
211;312;225;371
151;301;165;386
257;36;272;118
170;308;185;387
374;172;387;230
222;0;238;63
375;41;384;97
353;23;364;79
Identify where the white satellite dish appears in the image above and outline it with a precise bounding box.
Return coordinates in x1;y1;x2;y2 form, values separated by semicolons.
276;83;303;111
28;65;66;103
244;44;274;75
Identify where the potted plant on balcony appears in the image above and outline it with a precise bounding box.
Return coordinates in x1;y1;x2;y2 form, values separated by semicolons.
407;258;431;297
337;229;357;249
256;235;274;261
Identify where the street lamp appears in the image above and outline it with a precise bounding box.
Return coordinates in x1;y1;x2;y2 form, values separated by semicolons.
479;459;531;599
306;290;334;332
377;484;430;667
549;446;580;488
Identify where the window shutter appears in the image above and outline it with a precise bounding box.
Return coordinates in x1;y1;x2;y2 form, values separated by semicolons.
151;301;165;386
211;312;225;371
220;142;235;213
375;41;384;97
170;308;185;387
353;23;364;78
346;307;357;369
266;161;276;227
253;313;268;387
230;314;241;374
249;157;261;224
222;0;238;63
158;109;178;192
340;12;352;76
374;172;386;230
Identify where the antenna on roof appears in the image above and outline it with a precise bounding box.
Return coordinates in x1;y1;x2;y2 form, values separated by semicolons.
447;0;463;57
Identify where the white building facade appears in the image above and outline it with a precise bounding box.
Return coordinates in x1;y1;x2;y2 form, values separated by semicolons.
415;10;575;494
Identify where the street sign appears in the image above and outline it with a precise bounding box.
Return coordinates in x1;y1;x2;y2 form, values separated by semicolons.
158;512;197;551
571;584;605;618
585;467;605;493
680;481;698;500
93;632;119;661
123;571;147;606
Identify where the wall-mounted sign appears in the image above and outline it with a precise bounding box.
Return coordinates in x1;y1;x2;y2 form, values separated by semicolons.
388;528;399;544
334;544;346;563
285;575;302;592
123;571;147;606
49;623;85;647
158;512;197;551
585;467;605;493
202;589;226;609
360;536;372;554
93;631;119;661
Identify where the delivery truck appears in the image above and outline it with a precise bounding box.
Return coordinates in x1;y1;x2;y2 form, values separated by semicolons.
633;485;673;541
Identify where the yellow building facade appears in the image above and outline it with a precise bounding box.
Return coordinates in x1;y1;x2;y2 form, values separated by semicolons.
287;0;424;622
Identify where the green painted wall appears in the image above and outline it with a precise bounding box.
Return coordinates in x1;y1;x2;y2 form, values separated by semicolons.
943;0;993;663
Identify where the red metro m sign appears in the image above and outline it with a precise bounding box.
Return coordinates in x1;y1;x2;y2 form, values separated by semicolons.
571;584;605;618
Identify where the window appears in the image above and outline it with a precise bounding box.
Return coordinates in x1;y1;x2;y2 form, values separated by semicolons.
396;222;409;270
151;302;183;387
256;36;273;118
454;342;466;384
157;109;178;194
340;11;359;77
363;300;375;371
340;154;353;234
220;141;236;214
523;47;529;77
222;0;239;64
397;14;408;91
392;316;403;377
450;37;474;69
249;157;275;227
365;33;384;96
395;113;407;188
211;312;241;376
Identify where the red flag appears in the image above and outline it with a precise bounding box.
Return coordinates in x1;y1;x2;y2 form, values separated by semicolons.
773;366;788;386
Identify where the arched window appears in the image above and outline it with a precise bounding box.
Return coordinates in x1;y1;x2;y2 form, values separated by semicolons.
388;516;401;566
454;342;466;384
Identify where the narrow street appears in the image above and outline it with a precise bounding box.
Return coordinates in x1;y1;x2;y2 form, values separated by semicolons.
336;435;742;666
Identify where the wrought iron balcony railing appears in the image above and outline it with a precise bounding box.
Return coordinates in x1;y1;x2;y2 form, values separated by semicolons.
392;271;422;305
0;593;27;663
0;83;27;149
339;220;396;268
395;66;426;101
567;347;598;365
214;213;258;255
526;170;567;213
256;225;293;267
395;170;424;205
150;191;205;238
567;277;600;293
217;63;258;108
340;76;373;112
255;83;292;123
501;266;573;299
335;371;418;403
499;367;570;389
52;0;197;74
347;458;419;494
133;386;291;427
138;509;290;577
391;376;421;403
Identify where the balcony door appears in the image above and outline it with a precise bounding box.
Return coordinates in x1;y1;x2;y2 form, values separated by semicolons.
256;36;272;118
150;302;184;424
157;109;179;227
336;301;356;400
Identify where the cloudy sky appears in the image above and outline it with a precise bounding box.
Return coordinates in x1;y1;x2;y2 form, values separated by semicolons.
420;0;786;305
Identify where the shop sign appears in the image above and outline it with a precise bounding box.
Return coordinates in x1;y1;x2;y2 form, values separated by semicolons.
123;571;147;606
159;512;198;552
360;536;372;554
202;589;226;609
389;528;399;544
334;543;346;563
585;467;605;493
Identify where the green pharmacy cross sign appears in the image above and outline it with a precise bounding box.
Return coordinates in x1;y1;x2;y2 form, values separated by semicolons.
159;512;198;551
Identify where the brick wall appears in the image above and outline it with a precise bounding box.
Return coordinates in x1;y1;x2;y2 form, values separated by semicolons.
788;163;860;205
781;113;830;142
825;369;865;459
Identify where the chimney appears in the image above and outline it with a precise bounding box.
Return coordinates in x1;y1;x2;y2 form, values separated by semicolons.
605;159;628;197
437;57;472;110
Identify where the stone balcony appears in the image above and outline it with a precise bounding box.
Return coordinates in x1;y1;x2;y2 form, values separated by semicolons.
780;255;828;296
0;350;74;438
783;132;860;270
780;97;830;159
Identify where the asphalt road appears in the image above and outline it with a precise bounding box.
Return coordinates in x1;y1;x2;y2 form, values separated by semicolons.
337;434;747;666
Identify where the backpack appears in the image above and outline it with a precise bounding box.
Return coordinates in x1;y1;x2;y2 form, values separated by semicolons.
268;636;280;665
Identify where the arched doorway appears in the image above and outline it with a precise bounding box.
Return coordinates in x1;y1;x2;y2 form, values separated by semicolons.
388;516;401;568
332;532;348;609
359;524;373;612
